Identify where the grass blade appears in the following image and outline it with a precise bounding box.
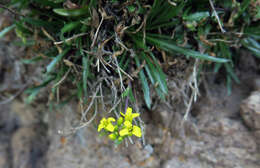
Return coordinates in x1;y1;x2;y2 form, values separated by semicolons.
0;24;15;38
46;47;70;73
145;34;229;63
134;56;151;109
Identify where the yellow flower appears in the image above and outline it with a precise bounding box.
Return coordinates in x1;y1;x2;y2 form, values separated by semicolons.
119;120;142;138
120;107;140;122
98;117;116;132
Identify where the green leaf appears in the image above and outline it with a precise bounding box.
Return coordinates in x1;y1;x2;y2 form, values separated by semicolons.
53;0;65;3
33;0;61;8
148;52;168;94
121;86;130;98
82;55;89;97
0;24;15;38
147;0;185;29
77;81;83;99
241;38;260;58
142;61;165;100
224;63;240;84
214;63;222;73
46;47;70;73
13;40;35;46
25;75;55;103
237;0;251;18
145;34;229;63
141;53;167;94
244;26;260;39
15;21;32;35
146;19;179;30
21;56;43;64
128;87;135;103
53;7;89;17
61;21;81;34
23;17;59;29
134;56;151;109
255;6;260;19
132;36;168;99
226;75;232;96
183;12;210;21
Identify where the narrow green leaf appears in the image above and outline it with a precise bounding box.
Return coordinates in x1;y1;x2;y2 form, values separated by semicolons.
141;53;167;94
128;87;135;103
83;55;89;97
148;52;168;94
145;35;229;63
46;47;70;73
21;56;43;64
134;56;151;109
183;12;210;21
146;19;179;30
226;75;232;96
0;24;15;38
53;7;89;17
237;0;251;17
224;63;240;84
23;17;59;29
241;38;260;58
147;0;185;28
121;86;130;98
244;26;260;39
214;63;222;73
61;21;81;34
25;75;55;103
33;0;61;8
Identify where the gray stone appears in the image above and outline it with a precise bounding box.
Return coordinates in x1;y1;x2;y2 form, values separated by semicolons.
240;91;260;130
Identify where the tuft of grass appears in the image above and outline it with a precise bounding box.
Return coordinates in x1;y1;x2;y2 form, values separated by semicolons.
0;0;259;110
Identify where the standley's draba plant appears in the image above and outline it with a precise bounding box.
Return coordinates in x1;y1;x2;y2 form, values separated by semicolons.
0;0;259;144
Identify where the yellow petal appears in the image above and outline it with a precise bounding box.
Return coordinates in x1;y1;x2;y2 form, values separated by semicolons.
107;117;115;122
125;116;132;122
126;107;132;115
105;123;115;132
119;128;129;136
100;118;107;124
98;124;104;132
124;120;132;128
132;113;140;118
132;125;142;137
120;112;125;117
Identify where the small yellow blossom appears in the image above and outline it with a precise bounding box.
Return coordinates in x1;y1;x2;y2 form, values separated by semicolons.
98;117;116;132
120;107;140;122
132;125;142;137
98;108;142;143
119;120;142;138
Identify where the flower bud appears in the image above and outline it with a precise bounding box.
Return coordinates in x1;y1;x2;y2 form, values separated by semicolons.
117;117;124;126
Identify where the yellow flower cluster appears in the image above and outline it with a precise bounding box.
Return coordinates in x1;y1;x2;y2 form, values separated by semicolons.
98;107;142;143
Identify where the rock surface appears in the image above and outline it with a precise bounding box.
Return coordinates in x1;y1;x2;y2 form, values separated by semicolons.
1;73;260;168
240;91;260;130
